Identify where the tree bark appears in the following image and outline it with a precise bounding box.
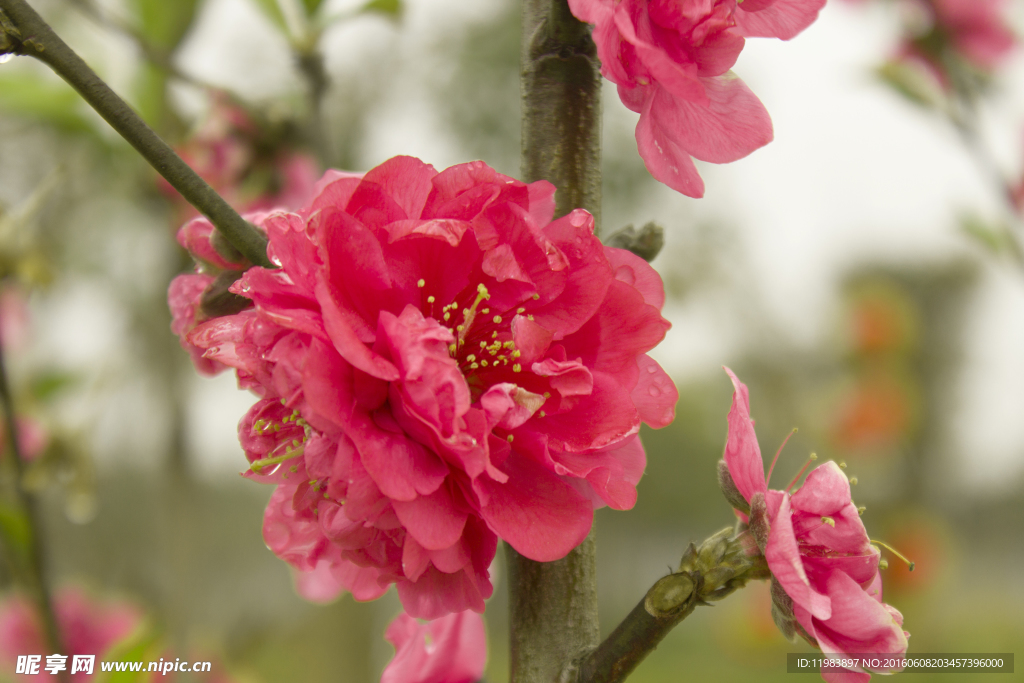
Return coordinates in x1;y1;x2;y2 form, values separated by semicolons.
510;1;602;682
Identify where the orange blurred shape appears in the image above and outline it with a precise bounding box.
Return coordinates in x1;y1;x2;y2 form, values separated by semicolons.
832;374;912;451
882;518;943;594
851;295;912;355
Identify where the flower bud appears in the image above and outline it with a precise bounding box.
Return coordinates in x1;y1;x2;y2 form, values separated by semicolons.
718;458;750;514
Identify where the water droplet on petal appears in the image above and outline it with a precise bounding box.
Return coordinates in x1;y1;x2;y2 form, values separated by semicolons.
647;365;656;373
648;386;661;397
0;54;13;65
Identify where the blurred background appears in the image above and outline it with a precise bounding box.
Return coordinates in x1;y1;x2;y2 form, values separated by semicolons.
0;0;1022;681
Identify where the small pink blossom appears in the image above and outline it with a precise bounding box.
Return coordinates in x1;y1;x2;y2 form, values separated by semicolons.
0;415;49;462
159;95;319;223
0;587;142;682
180;156;678;618
929;0;1015;71
567;0;825;197
721;368;908;683
381;610;486;683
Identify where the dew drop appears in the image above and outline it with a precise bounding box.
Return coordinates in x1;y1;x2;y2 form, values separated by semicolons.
0;54;13;65
648;386;661;397
647;365;656;373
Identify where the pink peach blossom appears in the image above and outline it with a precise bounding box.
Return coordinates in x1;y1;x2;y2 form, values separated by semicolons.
0;587;142;682
721;368;908;683
381;610;486;683
929;0;1015;71
181;156;678;618
567;0;824;197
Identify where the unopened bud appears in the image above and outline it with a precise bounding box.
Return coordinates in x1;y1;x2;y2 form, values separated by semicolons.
718;459;750;515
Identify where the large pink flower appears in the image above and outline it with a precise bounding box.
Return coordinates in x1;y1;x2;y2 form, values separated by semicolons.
567;0;825;197
181;156;678;618
721;368;908;683
381;610;486;683
0;587;142;682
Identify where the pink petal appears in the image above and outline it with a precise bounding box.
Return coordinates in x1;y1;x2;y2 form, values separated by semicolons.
636;90;705;197
765;494;832;620
647;75;773;165
630;354;677;428
722;367;767;502
734;0;827;40
475;452;593;562
392;485;469;551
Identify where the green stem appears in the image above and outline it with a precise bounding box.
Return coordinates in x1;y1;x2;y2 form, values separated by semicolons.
509;1;602;682
577;528;766;683
0;322;69;683
0;0;272;268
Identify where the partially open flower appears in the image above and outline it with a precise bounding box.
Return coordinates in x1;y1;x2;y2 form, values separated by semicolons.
719;368;909;683
567;0;825;197
179;156;678;618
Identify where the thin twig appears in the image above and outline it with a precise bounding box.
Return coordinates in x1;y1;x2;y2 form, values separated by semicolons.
0;0;272;268
0;313;69;683
577;528;768;683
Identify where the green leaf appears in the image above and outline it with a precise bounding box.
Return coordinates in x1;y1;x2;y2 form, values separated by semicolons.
249;0;289;31
29;370;80;402
361;0;403;17
876;60;945;111
960;215;1015;255
0;72;97;134
129;0;201;51
301;0;326;16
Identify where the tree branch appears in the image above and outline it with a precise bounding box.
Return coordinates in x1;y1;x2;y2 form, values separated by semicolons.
0;317;69;683
0;0;273;268
577;528;768;683
508;2;602;682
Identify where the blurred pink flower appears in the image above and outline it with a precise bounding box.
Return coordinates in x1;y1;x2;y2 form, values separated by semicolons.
0;286;30;351
183;156;678;617
0;587;142;682
929;0;1015;71
0;415;49;462
381;610;486;683
567;0;824;197
159;95;319;223
721;368;908;683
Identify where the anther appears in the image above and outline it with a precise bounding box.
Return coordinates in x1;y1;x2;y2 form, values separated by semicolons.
839;461;847;469
507;435;514;443
517;307;525;313
871;540;915;571
417;279;425;287
513;364;521;373
821;516;835;527
857;506;866;515
427;296;435;303
850;476;858;485
493;315;502;323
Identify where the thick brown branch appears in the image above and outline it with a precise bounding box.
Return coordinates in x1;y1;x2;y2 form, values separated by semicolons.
0;0;272;268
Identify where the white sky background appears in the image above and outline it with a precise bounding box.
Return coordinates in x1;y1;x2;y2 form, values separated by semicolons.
40;0;1024;490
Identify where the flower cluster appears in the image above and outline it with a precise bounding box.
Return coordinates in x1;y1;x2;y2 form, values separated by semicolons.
719;368;908;683
381;610;486;683
172;156;678;618
567;0;826;197
0;588;142;682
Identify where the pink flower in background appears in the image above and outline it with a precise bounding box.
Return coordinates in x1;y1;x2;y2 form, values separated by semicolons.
0;587;142;682
159;94;319;224
567;0;825;197
0;286;30;351
381;610;486;683
182;156;678;618
0;415;49;462
720;368;908;683
929;0;1015;71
